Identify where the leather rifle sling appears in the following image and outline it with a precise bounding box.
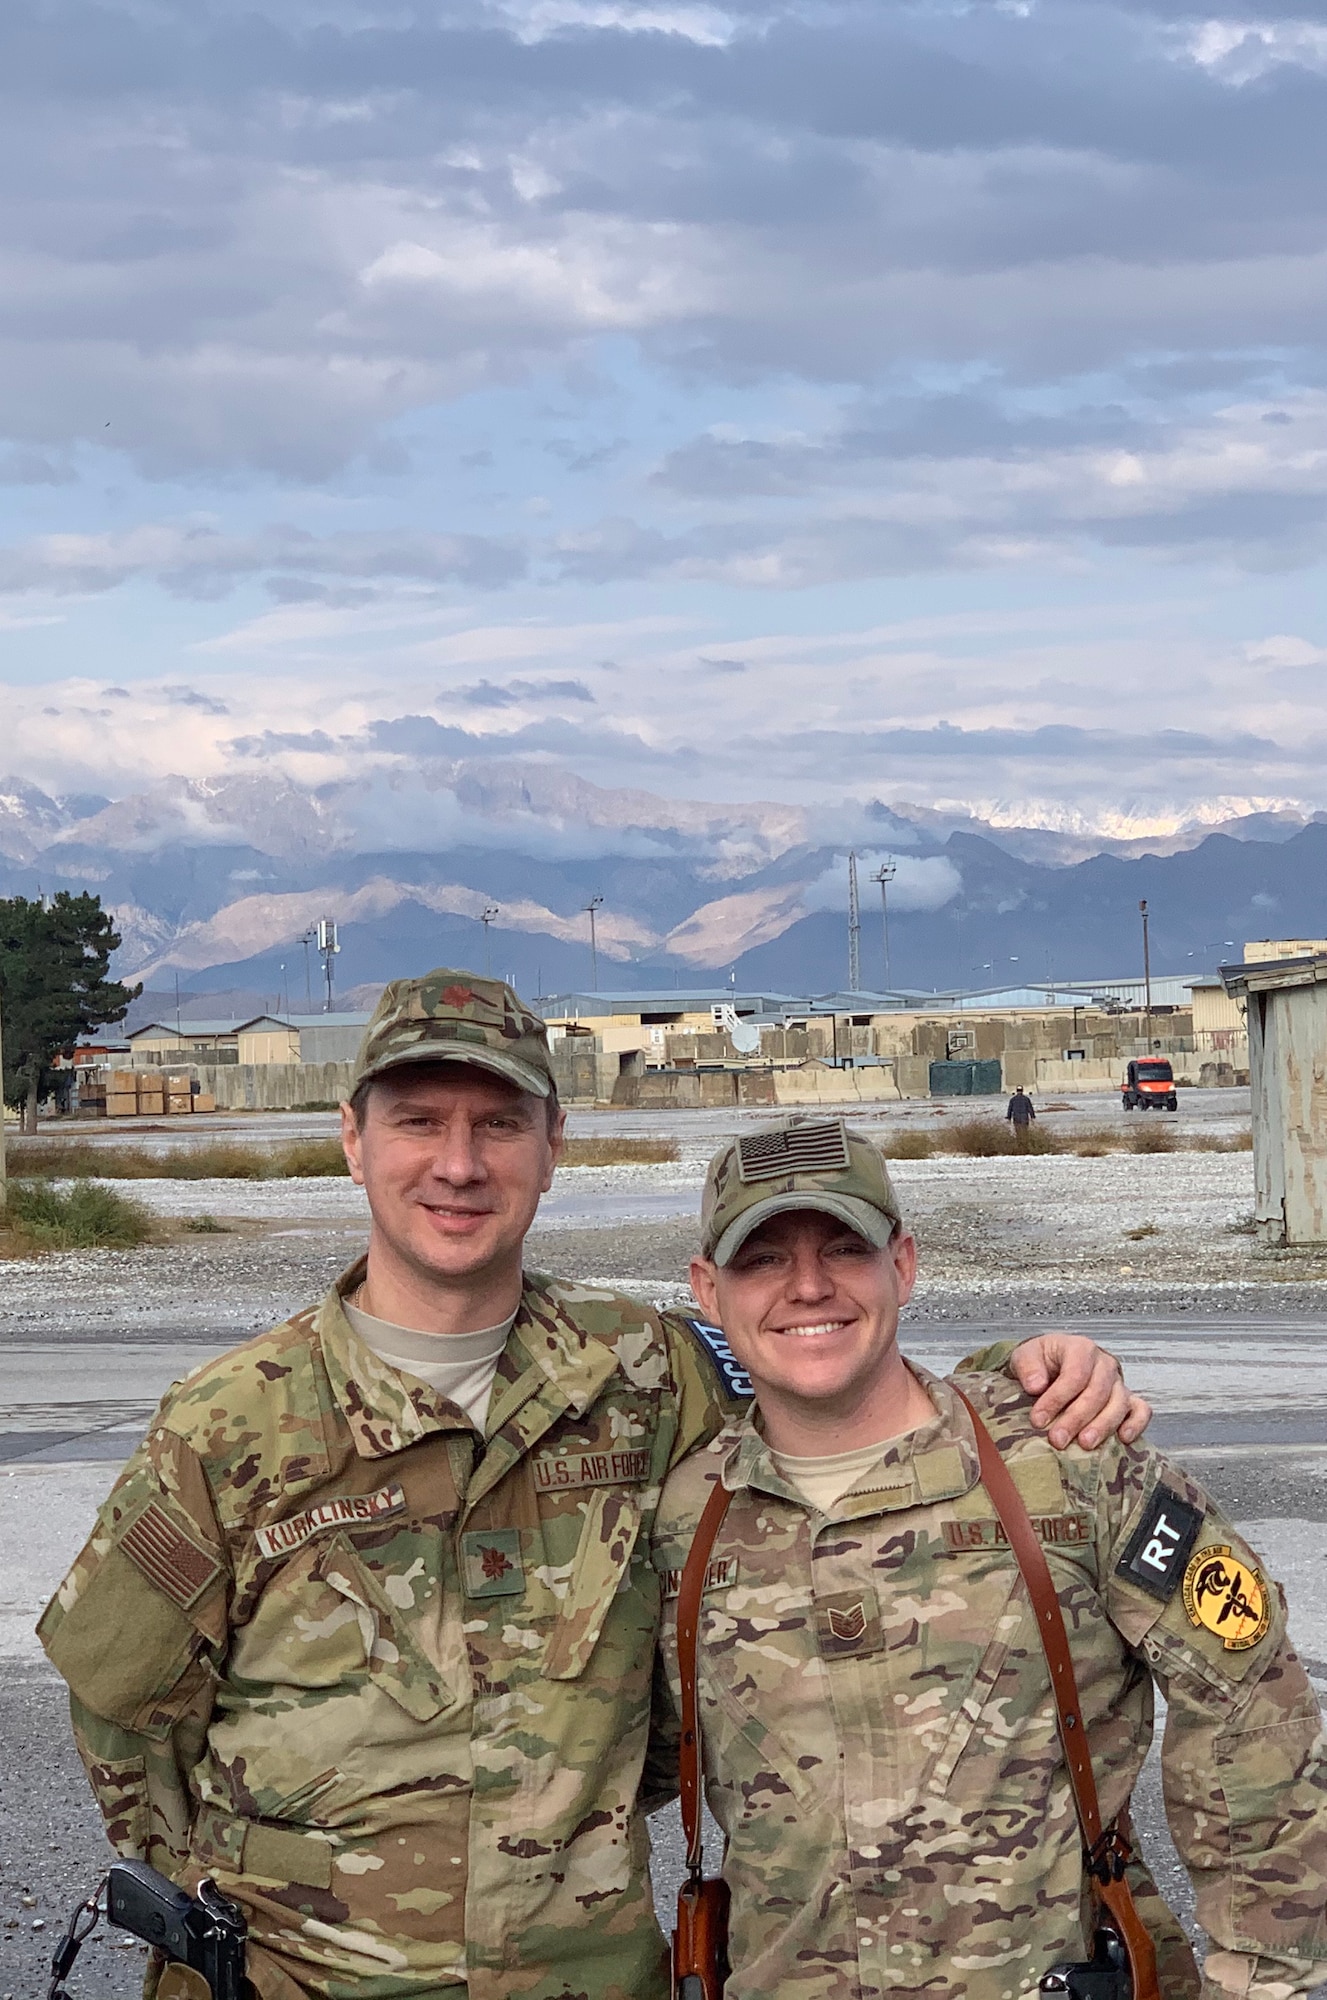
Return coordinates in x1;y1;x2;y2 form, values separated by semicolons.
677;1476;736;1879
952;1386;1160;2000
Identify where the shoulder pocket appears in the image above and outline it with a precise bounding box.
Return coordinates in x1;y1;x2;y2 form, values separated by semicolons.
40;1545;210;1736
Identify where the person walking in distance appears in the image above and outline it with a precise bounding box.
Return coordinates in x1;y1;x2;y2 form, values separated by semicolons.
40;979;1150;2000
1006;1084;1037;1141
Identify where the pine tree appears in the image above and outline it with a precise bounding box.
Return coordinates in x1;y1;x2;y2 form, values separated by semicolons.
0;894;140;1133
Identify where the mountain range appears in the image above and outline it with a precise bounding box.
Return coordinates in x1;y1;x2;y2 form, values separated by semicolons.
2;766;1324;1009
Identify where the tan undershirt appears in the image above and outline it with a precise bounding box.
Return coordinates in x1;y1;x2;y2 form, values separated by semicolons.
343;1298;516;1432
770;1429;923;1513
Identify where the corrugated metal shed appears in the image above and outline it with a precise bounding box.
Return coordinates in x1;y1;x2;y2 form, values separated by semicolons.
1221;953;1327;1245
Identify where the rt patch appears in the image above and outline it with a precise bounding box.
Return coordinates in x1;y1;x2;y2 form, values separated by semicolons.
682;1317;754;1403
1115;1484;1204;1602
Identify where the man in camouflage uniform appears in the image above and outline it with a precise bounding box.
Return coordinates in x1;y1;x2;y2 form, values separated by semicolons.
655;1117;1327;2000
40;974;1144;2000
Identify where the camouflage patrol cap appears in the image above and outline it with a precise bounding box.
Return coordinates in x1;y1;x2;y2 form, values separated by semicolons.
352;969;556;1099
700;1116;902;1266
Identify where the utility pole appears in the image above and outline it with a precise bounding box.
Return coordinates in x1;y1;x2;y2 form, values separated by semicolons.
871;858;896;989
481;905;499;977
301;927;316;1011
317;918;340;1013
847;851;861;993
1139;899;1152;1040
585;896;603;992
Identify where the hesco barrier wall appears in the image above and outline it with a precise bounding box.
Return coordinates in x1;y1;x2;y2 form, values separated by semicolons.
186;1061;356;1109
184;1048;616;1109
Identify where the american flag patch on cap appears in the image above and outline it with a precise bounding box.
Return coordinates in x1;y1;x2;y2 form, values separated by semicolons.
737;1119;851;1182
119;1503;222;1611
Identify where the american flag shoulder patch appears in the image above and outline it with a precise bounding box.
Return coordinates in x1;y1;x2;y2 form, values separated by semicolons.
119;1503;222;1611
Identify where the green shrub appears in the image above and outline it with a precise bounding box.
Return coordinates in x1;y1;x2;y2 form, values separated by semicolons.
941;1119;1019;1157
1127;1121;1176;1153
559;1137;681;1167
276;1139;351;1178
3;1178;154;1251
880;1129;936;1160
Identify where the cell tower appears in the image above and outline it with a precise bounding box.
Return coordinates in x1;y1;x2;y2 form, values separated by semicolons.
316;918;340;1013
847;851;861;992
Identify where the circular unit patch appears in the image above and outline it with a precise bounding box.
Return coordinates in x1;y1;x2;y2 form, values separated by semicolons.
1182;1544;1270;1651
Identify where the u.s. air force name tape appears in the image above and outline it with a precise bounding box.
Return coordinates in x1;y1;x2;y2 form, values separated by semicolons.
683;1317;754;1400
533;1447;651;1492
255;1484;407;1560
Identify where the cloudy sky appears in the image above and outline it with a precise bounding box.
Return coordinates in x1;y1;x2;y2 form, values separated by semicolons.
2;0;1326;834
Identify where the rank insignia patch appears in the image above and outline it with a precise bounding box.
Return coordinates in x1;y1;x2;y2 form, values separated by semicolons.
1115;1484;1204;1601
1182;1544;1271;1651
461;1527;526;1598
815;1586;882;1657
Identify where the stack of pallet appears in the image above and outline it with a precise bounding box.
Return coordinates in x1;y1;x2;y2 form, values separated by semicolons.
100;1070;214;1117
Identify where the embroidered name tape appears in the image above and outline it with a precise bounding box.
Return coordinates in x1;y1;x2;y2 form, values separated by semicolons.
255;1484;407;1561
943;1513;1094;1553
533;1447;651;1493
682;1317;754;1401
661;1553;741;1600
1115;1483;1204;1602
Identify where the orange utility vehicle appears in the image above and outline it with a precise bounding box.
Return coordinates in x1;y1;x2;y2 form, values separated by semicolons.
1121;1057;1177;1111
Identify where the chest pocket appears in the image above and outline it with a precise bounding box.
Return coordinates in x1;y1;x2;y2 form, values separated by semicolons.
543;1488;645;1680
916;1551;1034;1799
319;1536;455;1721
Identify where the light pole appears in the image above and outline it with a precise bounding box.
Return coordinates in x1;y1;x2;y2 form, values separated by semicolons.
585;896;604;992
1139;899;1152;1040
871;860;897;989
481;905;500;976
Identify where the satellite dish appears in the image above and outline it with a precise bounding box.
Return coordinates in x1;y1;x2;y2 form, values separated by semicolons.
730;1016;760;1055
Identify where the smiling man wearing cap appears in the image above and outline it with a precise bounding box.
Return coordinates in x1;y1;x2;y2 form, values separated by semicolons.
654;1118;1327;2000
42;976;1151;2000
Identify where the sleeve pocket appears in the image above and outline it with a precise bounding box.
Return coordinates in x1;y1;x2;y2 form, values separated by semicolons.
40;1548;206;1737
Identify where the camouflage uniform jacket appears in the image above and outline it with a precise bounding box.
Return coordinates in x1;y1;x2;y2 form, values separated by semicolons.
653;1365;1327;2000
39;1262;728;2000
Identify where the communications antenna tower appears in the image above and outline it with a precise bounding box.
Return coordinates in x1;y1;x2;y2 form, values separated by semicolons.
847;851;861;992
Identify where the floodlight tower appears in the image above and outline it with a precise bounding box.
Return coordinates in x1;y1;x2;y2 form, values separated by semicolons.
871;858;897;990
847;852;861;993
